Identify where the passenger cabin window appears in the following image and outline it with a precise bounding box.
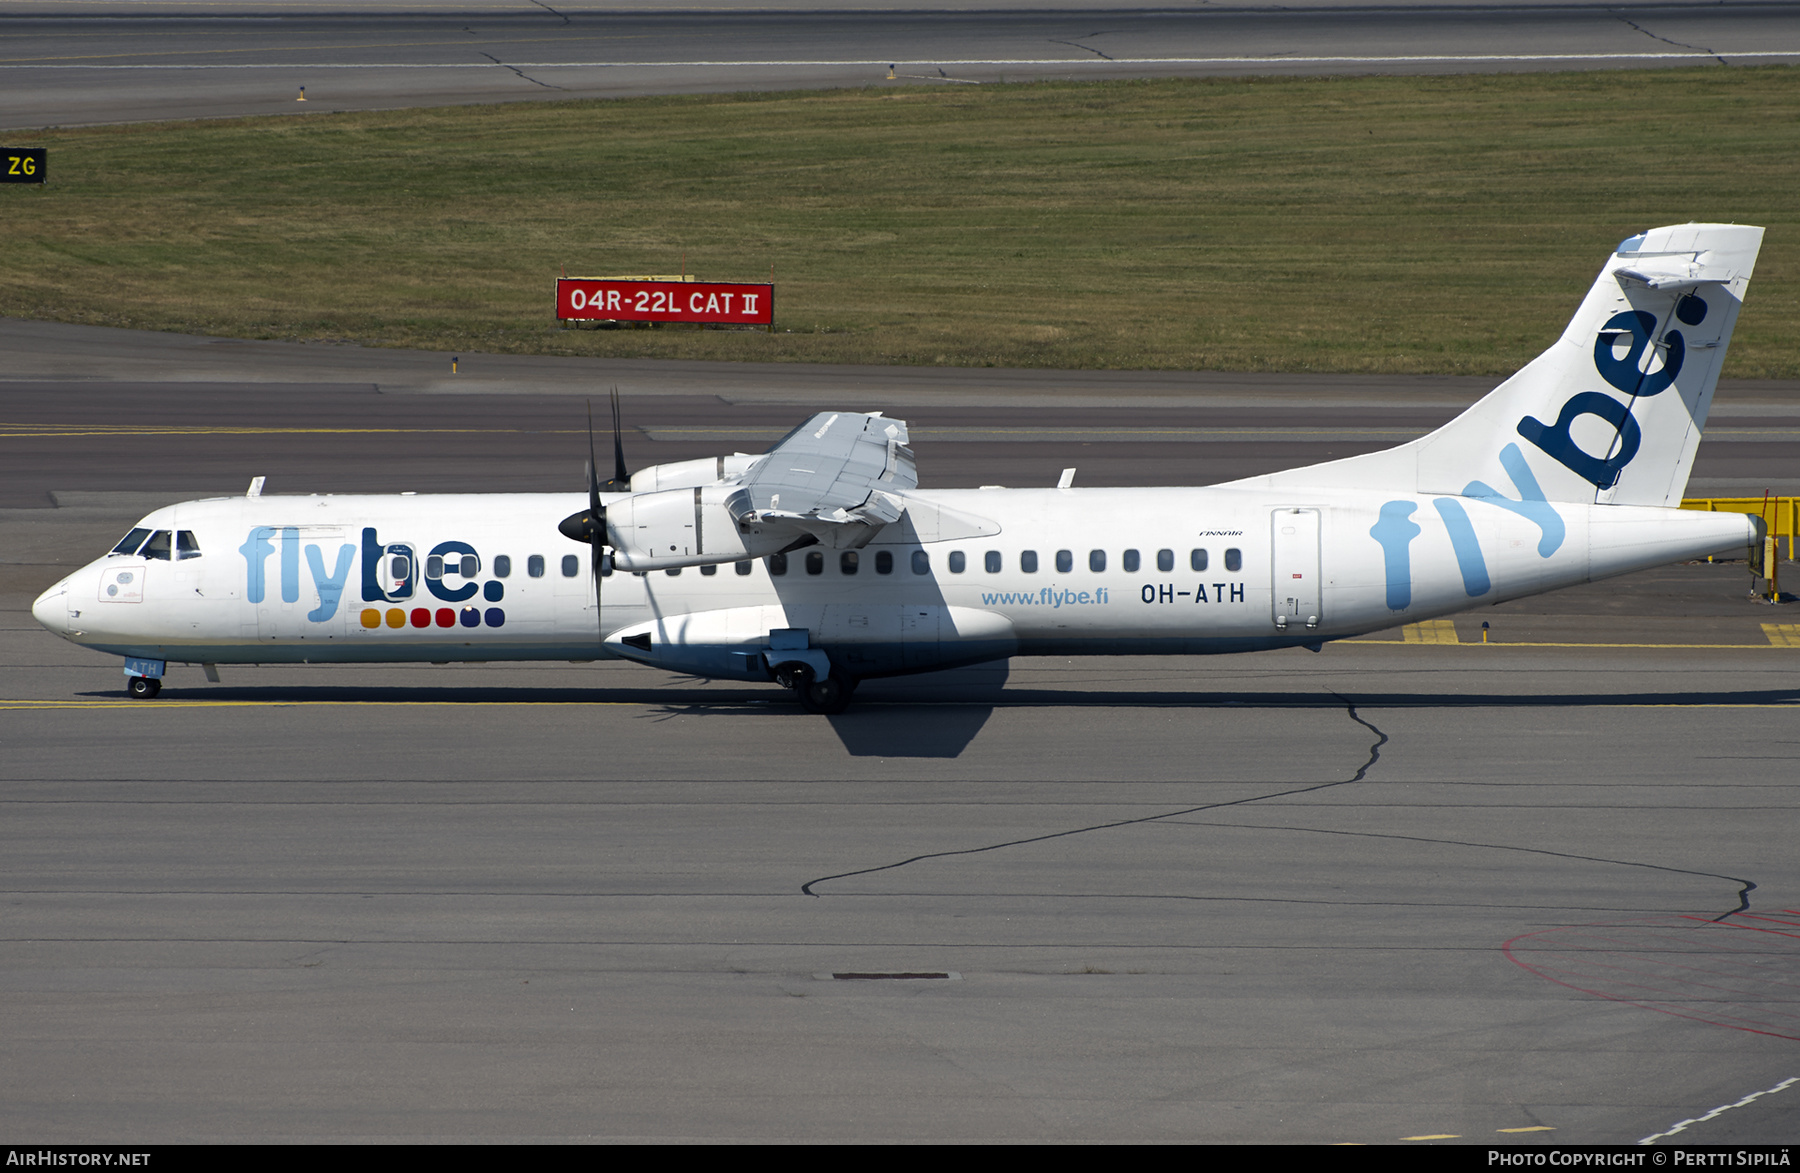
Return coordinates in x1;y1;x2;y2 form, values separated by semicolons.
427;555;443;579
700;564;717;576
1089;549;1106;573
1122;549;1139;572
805;551;824;575
985;550;1002;573
1055;550;1073;573
390;555;411;582
875;551;893;575
948;551;966;573
912;551;930;575
1021;551;1038;573
111;527;150;556
768;554;788;576
528;555;545;578
493;555;511;578
140;530;172;561
1157;548;1174;572
735;560;753;576
176;531;201;560
665;567;681;576
1191;548;1208;572
1225;547;1242;572
561;554;579;577
840;551;858;575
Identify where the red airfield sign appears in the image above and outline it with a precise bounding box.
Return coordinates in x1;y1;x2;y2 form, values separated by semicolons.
557;278;773;326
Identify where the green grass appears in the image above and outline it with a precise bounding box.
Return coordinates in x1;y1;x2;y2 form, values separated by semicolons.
3;69;1798;375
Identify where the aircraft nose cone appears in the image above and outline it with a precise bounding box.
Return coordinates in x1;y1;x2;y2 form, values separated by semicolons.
31;582;69;633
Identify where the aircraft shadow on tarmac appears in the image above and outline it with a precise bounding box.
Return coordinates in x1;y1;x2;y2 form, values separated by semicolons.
68;670;1800;759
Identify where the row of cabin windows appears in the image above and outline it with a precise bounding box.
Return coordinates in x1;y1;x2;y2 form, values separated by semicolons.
765;547;1242;577
366;546;1248;584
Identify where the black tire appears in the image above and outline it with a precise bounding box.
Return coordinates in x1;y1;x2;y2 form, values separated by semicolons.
798;672;857;715
126;675;159;699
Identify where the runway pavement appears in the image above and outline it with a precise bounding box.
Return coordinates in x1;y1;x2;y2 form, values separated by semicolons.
4;2;1799;129
4;325;1800;1142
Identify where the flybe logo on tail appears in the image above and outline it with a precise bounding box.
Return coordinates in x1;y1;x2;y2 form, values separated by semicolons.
1518;294;1707;489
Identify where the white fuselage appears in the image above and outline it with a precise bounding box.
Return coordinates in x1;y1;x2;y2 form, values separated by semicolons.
31;485;1758;680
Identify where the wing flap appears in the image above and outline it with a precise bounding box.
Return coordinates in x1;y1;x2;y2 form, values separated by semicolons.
736;413;917;541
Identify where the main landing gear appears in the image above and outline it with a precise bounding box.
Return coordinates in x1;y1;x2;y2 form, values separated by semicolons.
773;664;858;714
126;675;161;699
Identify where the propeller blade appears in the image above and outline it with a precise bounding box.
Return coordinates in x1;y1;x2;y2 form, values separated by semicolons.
610;387;630;489
556;399;614;644
589;399;604;515
587;399;607;641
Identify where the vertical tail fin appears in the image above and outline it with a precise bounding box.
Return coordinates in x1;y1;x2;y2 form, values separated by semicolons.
1254;223;1764;507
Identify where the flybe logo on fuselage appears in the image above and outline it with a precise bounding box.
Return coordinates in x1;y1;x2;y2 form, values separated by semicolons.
239;525;508;629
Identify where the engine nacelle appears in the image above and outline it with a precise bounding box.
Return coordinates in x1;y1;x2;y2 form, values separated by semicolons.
605;484;797;571
629;454;762;493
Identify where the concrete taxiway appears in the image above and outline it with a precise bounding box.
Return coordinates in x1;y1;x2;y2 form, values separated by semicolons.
4;2;1799;129
3;324;1800;1142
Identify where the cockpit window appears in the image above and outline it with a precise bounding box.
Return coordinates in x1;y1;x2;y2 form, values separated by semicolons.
111;527;151;556
176;531;202;560
140;530;172;561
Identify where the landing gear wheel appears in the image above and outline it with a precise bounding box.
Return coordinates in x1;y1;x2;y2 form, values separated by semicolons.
126;676;161;699
797;671;857;715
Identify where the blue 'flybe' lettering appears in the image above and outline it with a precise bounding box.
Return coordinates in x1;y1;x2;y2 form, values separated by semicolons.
1369;501;1421;611
1464;442;1565;557
304;543;356;621
427;541;479;603
1432;498;1490;597
239;526;275;604
280;527;300;603
1518;296;1704;488
1594;309;1684;398
1517;392;1642;490
239;527;361;622
251;525;504;627
981;587;1111;607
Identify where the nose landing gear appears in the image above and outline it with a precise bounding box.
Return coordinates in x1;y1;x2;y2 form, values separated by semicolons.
126;675;161;699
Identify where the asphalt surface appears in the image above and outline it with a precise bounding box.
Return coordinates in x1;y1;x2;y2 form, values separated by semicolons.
4;324;1800;1142
4;2;1799;129
7;0;1800;1144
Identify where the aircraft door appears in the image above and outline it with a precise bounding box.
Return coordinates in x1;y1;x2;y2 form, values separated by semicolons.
821;603;906;675
1271;508;1322;630
900;604;944;669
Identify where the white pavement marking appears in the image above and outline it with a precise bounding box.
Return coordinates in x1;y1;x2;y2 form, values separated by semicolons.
1638;1076;1800;1145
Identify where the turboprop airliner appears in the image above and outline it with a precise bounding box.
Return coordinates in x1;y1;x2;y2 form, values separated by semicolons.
31;223;1769;712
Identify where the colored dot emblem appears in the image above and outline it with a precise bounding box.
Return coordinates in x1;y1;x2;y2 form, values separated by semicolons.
368;598;503;629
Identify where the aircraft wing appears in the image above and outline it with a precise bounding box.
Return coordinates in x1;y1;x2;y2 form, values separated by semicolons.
734;411;917;548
